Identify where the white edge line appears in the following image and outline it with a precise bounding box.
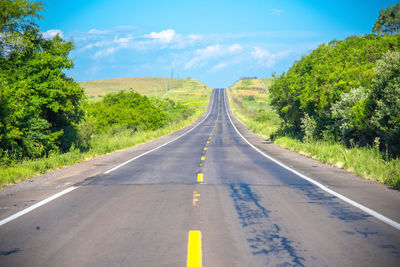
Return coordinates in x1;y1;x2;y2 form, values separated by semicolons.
0;186;78;227
223;89;400;231
0;90;217;227
104;89;217;174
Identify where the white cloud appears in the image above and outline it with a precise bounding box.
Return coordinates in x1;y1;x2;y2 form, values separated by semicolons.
271;9;283;16
79;27;205;57
211;62;228;71
185;57;202;69
185;44;244;69
228;43;242;53
94;47;117;58
188;34;203;41
252;46;271;60
252;46;290;67
197;44;222;57
145;29;179;43
114;36;134;47
42;29;64;39
82;40;108;50
185;45;222;69
88;29;109;34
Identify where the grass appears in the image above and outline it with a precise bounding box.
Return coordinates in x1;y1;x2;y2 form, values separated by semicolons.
80;77;207;101
228;78;400;189
0;78;212;188
228;78;280;139
274;137;400;188
0;116;204;186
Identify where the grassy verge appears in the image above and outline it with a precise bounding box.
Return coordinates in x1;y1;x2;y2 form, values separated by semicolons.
0;80;211;188
228;78;400;189
80;77;208;101
228;78;280;139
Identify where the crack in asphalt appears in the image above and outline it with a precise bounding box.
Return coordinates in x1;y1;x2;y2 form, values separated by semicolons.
230;183;305;266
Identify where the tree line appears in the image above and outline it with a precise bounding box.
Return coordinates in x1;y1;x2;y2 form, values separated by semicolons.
0;0;194;166
0;0;86;164
270;4;400;156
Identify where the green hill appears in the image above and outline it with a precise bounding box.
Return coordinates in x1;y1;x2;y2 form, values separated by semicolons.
79;77;207;100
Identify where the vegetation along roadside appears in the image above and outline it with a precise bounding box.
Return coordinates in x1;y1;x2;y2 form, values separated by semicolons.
0;1;212;187
229;77;400;190
229;5;400;189
229;39;400;190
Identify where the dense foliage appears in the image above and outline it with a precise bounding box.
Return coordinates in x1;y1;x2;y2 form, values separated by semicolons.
155;97;195;124
1;0;85;164
372;3;400;36
270;34;400;156
79;91;194;151
0;1;198;167
0;0;44;57
84;91;166;133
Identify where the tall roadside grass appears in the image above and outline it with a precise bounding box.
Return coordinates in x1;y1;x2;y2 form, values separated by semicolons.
0;89;211;188
228;78;280;140
228;78;400;189
274;137;400;188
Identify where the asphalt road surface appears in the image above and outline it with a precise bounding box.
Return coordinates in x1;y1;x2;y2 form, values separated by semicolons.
1;89;400;266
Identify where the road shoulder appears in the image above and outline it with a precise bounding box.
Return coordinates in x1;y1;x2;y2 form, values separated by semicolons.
0;90;215;221
225;90;400;223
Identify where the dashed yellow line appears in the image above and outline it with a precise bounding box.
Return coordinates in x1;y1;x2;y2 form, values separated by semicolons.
201;156;205;160
192;191;200;206
203;147;207;151
197;173;203;182
187;231;202;267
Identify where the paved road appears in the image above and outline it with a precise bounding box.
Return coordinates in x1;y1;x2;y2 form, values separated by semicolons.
1;89;400;266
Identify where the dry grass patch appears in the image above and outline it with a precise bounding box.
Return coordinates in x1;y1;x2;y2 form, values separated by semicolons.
236;89;266;97
80;77;205;100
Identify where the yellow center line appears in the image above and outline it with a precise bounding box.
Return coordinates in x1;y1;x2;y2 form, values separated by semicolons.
192;191;200;206
203;147;207;151
197;173;203;182
187;231;202;267
201;156;205;160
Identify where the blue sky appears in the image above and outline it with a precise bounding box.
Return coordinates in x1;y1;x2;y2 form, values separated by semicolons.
38;0;398;87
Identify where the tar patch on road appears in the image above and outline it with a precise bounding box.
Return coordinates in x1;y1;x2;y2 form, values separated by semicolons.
0;248;23;256
298;184;371;222
230;183;305;266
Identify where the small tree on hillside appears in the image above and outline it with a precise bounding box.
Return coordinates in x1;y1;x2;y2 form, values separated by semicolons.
372;4;400;36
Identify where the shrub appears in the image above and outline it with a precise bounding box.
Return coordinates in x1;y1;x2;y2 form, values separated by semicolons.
331;86;370;142
83;91;167;133
368;51;400;154
270;34;400;155
300;113;317;142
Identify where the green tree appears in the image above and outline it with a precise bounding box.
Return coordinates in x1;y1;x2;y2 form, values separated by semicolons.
269;34;400;151
0;0;84;163
84;91;167;133
0;0;44;57
372;4;400;36
331;86;370;143
368;51;400;154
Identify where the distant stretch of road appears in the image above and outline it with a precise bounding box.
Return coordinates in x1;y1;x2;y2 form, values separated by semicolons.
0;89;399;266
